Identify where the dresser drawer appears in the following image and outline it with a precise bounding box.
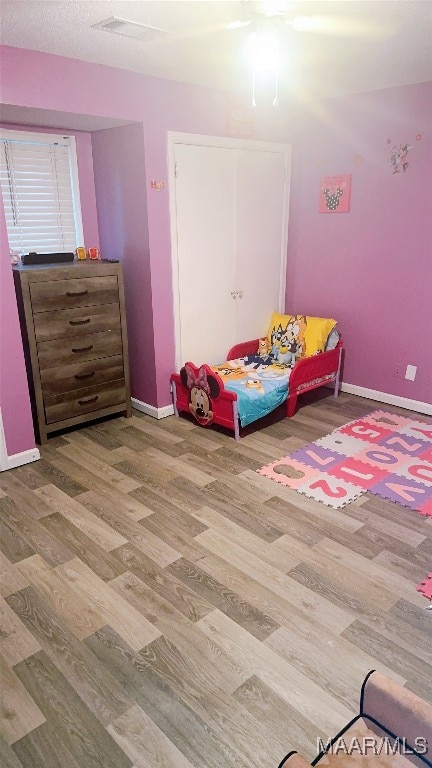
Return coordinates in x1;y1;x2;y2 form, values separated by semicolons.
30;276;119;312
37;330;123;369
33;303;121;342
40;355;125;396
44;380;126;424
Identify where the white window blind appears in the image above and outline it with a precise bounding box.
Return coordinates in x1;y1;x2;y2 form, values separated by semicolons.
0;129;84;255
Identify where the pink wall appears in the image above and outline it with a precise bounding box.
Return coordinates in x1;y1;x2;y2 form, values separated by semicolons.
2;45;430;414
286;81;432;405
0;45;288;409
0;189;36;455
0;122;100;248
91;123;157;405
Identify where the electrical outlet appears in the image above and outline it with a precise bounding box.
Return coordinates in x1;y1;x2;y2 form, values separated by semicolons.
405;364;417;381
393;364;403;378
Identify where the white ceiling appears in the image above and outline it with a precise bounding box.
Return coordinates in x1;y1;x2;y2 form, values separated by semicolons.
1;1;431;101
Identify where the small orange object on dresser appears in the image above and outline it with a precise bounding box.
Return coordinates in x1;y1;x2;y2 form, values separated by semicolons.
88;247;100;260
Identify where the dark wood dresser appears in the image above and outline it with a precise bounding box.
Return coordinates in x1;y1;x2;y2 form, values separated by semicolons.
13;261;132;444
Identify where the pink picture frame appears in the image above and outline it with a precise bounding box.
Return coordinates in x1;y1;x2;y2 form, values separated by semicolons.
319;173;352;213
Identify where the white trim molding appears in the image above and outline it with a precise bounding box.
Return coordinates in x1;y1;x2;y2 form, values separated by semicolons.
131;398;174;419
0;408;40;472
339;383;432;416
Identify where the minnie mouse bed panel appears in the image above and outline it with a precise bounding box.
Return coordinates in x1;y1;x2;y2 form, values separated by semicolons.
171;314;343;439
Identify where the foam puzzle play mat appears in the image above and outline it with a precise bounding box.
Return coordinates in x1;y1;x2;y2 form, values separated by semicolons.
257;410;432;514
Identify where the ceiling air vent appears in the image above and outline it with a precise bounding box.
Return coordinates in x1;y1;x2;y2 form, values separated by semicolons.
92;17;170;42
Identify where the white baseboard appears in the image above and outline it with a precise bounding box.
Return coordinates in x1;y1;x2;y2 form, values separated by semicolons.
0;409;40;471
131;398;174;419
338;382;432;417
4;448;41;471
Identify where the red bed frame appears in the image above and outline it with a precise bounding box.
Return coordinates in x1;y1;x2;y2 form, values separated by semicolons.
170;338;343;440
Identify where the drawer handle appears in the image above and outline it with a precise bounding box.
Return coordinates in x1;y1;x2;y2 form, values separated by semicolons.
75;371;95;381
66;290;88;297
69;318;91;326
72;344;93;353
78;395;99;405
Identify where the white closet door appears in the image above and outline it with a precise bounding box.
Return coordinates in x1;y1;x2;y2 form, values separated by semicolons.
174;143;236;365
234;149;288;343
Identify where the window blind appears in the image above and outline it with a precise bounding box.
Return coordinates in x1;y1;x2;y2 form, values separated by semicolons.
0;131;83;255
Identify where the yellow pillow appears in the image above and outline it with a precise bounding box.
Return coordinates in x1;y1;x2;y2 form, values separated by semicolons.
267;313;337;358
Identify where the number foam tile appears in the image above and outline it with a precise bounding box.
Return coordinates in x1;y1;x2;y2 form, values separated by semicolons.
368;474;432;511
315;433;375;457
297;473;364;509
257;457;319;489
363;410;413;430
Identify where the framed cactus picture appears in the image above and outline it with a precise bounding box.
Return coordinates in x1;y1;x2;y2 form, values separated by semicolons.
319;173;351;213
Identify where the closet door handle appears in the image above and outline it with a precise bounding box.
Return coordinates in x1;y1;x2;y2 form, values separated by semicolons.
238;290;243;299
74;371;95;381
66;290;88;297
77;395;99;406
69;318;91;326
72;344;93;354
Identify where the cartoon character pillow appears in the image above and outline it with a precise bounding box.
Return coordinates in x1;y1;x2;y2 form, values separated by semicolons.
267;313;337;358
180;363;222;426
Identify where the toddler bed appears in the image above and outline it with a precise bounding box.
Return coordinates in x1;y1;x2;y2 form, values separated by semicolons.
170;313;343;440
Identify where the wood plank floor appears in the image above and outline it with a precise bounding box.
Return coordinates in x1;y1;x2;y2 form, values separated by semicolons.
1;392;431;768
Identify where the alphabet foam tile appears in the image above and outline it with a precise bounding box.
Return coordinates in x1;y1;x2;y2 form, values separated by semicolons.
395;458;432;487
378;432;429;457
296;474;364;509
417;573;432;600
290;444;344;472
338;419;394;444
328;456;389;490
355;446;412;473
368;474;432;511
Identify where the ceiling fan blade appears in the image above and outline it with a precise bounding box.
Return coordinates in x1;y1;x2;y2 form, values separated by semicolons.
287;14;400;41
146;19;251;47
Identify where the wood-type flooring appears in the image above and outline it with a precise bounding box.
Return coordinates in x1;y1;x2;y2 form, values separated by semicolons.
1;392;431;767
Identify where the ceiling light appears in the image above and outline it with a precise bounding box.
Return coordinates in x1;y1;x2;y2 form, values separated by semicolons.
247;30;279;72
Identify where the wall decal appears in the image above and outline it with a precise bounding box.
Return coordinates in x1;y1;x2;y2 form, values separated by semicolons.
226;94;254;139
150;180;165;191
319;174;351;213
416;134;422;141
353;154;364;166
390;144;412;174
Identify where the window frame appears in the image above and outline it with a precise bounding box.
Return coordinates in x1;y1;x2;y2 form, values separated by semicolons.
0;127;84;254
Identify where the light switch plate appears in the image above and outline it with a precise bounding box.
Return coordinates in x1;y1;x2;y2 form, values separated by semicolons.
405;364;417;381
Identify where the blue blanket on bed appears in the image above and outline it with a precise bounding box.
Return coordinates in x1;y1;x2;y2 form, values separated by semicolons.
211;354;292;427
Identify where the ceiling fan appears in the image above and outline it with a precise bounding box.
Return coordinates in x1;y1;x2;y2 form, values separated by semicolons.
154;0;399;45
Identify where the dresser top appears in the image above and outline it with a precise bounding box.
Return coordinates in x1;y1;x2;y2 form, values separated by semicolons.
13;260;122;281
